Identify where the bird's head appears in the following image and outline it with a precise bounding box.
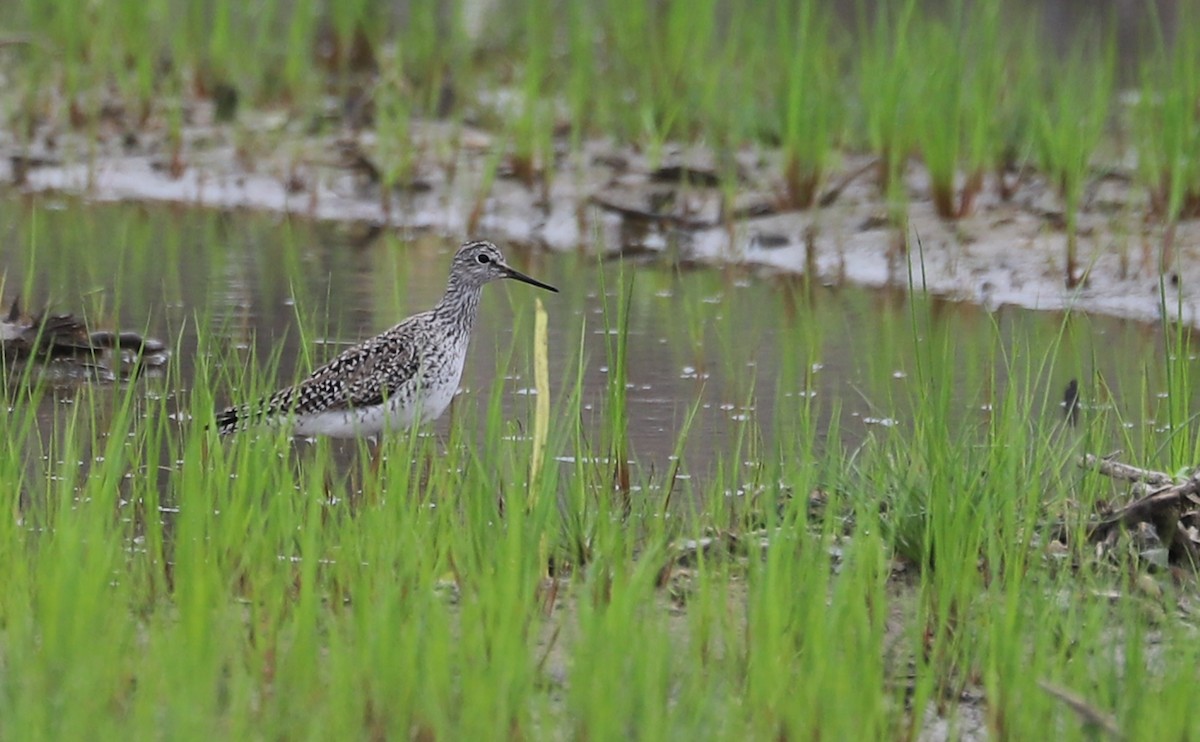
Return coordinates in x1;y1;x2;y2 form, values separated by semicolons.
453;240;558;292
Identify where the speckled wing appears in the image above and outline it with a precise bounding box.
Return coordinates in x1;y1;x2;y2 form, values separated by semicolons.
216;323;421;434
303;330;421;412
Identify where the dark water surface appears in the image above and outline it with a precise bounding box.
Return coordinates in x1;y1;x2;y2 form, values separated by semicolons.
0;198;1190;488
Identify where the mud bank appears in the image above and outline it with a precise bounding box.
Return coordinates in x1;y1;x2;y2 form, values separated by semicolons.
3;113;1198;328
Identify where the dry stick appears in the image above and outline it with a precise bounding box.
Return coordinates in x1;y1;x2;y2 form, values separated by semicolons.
1037;681;1124;740
534;622;563;675
1071;455;1200;564
1078;453;1174;486
0;35;43;49
1093;482;1194;532
588;191;771;231
817;158;878;208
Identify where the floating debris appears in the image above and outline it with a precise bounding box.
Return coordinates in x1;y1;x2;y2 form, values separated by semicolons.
1056;453;1200;568
0;297;169;379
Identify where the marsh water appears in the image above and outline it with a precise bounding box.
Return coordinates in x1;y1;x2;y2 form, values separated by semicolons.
0;198;1191;490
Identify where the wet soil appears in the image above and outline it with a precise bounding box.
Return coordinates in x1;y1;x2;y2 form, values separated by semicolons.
3;103;1199;330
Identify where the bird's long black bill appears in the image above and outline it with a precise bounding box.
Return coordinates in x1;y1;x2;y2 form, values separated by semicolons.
504;266;559;293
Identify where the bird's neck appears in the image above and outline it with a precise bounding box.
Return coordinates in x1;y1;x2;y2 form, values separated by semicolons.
432;275;483;331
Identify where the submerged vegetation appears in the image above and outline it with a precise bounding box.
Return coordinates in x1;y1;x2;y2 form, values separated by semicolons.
2;0;1200;738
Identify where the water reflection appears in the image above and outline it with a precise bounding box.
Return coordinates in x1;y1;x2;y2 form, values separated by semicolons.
0;199;1188;486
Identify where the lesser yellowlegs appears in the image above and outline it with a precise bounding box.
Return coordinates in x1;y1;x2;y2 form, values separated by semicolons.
215;240;557;437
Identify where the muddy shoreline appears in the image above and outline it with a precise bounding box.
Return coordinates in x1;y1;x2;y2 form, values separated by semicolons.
3;111;1197;328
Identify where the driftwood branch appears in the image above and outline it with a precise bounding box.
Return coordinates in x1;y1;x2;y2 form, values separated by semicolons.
1078;453;1174;486
1071;454;1200;565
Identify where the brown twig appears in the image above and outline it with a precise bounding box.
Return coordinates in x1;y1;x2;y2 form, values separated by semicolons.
817;158;878;208
1078;453;1174;486
1038;681;1124;739
1067;454;1200;565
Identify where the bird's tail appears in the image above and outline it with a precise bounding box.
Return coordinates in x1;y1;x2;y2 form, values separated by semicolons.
214;387;294;435
214;404;246;436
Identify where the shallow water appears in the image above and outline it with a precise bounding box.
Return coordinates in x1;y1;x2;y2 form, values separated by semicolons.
0;198;1192;490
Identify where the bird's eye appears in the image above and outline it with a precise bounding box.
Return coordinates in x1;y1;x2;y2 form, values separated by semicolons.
476;253;491;264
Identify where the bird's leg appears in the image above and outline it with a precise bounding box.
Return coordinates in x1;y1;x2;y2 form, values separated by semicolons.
317;440;341;507
422;439;442;496
340;451;359;507
426;426;456;492
362;435;384;505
